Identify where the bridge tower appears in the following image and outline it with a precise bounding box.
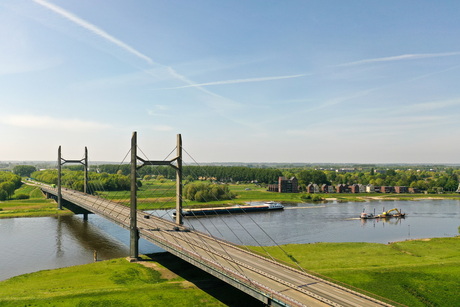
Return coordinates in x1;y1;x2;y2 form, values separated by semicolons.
129;132;183;261
57;146;89;213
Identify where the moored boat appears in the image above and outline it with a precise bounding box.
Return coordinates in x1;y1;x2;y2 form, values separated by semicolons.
174;201;284;217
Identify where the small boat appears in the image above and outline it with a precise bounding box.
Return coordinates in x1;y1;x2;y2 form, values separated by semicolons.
174;201;284;217
360;212;375;219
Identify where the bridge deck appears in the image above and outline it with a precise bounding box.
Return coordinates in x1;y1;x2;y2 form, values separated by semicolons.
41;186;393;307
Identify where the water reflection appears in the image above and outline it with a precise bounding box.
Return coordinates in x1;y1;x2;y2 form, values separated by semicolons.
0;215;161;281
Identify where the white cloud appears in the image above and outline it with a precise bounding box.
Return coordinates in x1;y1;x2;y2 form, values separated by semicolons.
1;115;111;131
161;74;308;89
33;0;154;65
32;0;243;112
338;52;460;67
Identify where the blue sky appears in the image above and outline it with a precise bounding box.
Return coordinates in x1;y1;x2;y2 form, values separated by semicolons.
1;0;460;164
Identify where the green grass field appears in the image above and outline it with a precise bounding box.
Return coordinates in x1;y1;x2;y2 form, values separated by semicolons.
0;254;261;307
249;237;460;307
0;184;72;218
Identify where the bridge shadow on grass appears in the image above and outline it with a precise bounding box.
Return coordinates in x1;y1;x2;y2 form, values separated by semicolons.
144;253;264;307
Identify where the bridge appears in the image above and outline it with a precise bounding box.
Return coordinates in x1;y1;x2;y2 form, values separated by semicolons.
40;132;394;307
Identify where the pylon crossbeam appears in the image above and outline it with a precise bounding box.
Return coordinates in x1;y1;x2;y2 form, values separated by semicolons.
61;159;85;164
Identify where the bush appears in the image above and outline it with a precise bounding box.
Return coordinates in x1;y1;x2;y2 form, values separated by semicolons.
300;193;324;202
16;194;30;200
184;182;236;202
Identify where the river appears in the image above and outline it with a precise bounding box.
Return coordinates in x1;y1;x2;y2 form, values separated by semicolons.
1;199;459;281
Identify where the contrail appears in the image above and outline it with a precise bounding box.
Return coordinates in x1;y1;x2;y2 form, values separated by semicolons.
162;74;308;89
33;0;154;65
338;52;460;67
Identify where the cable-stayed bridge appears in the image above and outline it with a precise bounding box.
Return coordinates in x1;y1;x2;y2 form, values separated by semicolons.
39;132;394;307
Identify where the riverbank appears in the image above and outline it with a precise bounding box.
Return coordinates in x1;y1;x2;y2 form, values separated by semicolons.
0;185;72;219
0;238;458;306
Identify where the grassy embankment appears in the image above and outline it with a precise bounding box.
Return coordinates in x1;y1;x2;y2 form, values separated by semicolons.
0;238;458;306
0;184;72;219
248;237;460;307
0;253;262;307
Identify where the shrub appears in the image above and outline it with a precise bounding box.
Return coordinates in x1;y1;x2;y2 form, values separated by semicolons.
16;194;30;200
184;182;236;202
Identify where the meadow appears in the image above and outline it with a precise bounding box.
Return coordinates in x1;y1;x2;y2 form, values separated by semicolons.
0;184;72;218
0;254;261;306
249;237;460;307
0;238;458;306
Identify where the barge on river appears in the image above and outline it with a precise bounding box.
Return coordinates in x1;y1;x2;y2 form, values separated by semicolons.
360;208;406;219
174;201;284;217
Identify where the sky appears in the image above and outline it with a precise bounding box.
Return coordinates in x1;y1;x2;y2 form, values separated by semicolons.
1;0;460;164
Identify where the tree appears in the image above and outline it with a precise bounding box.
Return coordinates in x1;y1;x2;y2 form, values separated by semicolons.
13;165;37;177
0;190;7;201
183;182;236;202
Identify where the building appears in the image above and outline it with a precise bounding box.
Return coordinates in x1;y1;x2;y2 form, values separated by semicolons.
366;184;375;193
267;176;299;193
394;186;408;193
336;184;348;193
306;183;320;193
381;186;394;193
321;184;334;193
349;184;360;193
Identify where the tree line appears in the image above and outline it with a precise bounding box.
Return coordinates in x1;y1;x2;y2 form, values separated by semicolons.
96;164;283;184
31;170;131;192
28;165;460;194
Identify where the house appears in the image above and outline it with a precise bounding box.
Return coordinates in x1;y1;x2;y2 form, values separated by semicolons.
336;184;347;193
321;184;334;193
350;184;360;193
336;168;355;173
267;176;299;193
366;184;375;193
381;186;394;193
307;183;320;193
408;187;420;193
394;186;408;193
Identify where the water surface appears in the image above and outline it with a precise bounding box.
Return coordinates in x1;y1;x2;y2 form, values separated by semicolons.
1;199;459;281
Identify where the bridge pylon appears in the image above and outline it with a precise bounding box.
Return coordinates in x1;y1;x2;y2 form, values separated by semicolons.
57;146;89;211
129;132;183;261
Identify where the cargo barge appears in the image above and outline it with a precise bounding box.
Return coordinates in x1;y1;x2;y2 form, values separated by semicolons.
360;208;406;219
173;201;284;217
